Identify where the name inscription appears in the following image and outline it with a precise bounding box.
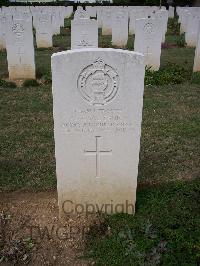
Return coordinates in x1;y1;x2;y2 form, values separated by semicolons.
62;108;134;133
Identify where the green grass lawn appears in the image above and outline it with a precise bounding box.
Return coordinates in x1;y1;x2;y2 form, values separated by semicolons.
0;17;200;265
0;82;199;191
85;179;200;265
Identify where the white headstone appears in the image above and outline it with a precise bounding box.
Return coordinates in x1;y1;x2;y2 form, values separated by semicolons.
51;48;145;217
112;9;128;47
12;7;32;21
64;6;73;18
0;12;7;50
102;9;112;35
128;8;154;36
129;10;137;35
193;24;200;72
5;17;35;80
52;9;61;35
71;19;98;49
134;18;163;71
185;14;200;47
179;9;190;34
86;6;97;18
168;6;174;18
153;10;168;43
35;12;53;48
97;6;103;28
76;6;84;12
59;6;66;27
74;9;90;20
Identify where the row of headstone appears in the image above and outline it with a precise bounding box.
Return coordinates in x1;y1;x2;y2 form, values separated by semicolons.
0;6;73;50
72;5;200;72
177;7;200;72
177;7;200;47
1;5;200;80
72;6;169;71
0;6;73;79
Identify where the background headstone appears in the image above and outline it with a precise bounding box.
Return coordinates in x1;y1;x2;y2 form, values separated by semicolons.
71;19;98;49
112;9;128;47
102;9;112;35
5;17;35;79
193;24;200;72
134;18;163;71
0;12;7;50
35;12;53;48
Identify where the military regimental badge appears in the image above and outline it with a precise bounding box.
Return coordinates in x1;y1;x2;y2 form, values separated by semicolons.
77;58;119;106
12;23;25;38
143;22;155;35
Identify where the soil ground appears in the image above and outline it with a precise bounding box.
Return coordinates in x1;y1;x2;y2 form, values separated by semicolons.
0;191;97;266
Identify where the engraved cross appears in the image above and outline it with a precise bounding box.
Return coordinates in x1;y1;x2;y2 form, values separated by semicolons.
84;136;112;178
145;46;152;63
17;46;24;64
146;46;150;57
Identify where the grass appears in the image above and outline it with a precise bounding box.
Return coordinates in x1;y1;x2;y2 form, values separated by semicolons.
160;48;195;71
0;79;16;88
145;63;190;85
23;79;39;87
0;16;199;265
139;83;200;185
0;51;8;78
166;17;180;36
0;86;55;191
85;179;200;265
35;50;53;78
126;35;134;50
192;72;200;85
53;29;71;50
98;29;112;48
164;34;179;45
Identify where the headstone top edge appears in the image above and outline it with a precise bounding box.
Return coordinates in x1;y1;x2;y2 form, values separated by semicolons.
136;17;157;22
51;48;145;59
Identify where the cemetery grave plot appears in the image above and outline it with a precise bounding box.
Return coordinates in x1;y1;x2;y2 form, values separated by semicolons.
0;15;200;266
